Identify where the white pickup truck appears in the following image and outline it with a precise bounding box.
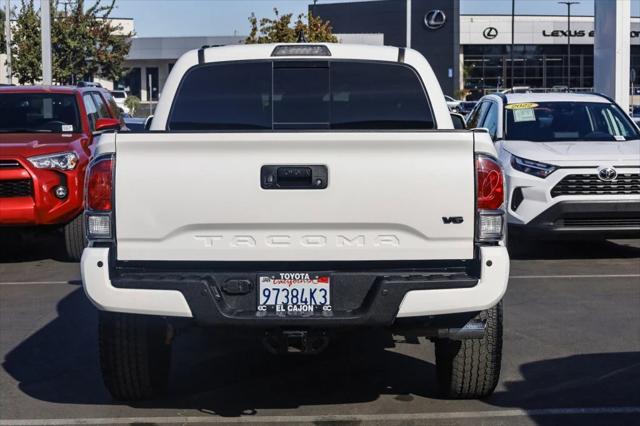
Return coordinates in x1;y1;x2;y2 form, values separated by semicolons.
81;43;510;401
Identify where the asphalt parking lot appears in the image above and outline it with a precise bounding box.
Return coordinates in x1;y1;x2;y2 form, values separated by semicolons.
0;231;639;426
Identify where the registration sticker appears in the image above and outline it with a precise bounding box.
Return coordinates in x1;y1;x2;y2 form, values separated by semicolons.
62;124;74;132
505;103;539;110
513;108;536;122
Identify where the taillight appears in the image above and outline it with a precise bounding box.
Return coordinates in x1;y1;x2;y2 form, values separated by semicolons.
85;155;114;240
87;157;113;211
476;155;505;242
476;156;504;210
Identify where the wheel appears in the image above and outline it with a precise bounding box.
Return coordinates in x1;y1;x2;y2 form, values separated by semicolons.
434;302;503;399
98;311;172;401
63;214;86;261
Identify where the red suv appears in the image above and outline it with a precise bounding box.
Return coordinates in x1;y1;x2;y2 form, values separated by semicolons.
0;85;121;260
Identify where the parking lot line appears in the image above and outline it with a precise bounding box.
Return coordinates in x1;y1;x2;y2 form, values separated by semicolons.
0;281;73;286
1;406;639;425
510;274;640;279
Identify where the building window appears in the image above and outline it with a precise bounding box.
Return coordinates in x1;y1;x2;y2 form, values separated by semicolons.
462;44;609;96
113;68;141;98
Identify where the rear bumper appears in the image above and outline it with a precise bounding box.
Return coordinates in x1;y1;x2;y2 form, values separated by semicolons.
512;200;640;237
0;158;84;226
81;246;509;326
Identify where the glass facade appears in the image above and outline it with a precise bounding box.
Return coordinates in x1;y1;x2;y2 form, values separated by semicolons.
463;45;640;97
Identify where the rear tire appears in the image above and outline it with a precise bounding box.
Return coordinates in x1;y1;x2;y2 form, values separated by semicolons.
434;302;503;399
63;214;86;261
98;312;172;401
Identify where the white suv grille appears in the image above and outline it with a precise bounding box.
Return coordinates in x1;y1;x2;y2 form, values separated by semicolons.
551;173;640;198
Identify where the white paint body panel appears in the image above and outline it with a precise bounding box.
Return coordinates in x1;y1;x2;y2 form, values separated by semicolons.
397;246;509;317
114;131;476;261
81;248;192;317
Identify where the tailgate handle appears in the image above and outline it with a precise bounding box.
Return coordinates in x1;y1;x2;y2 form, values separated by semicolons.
261;165;328;190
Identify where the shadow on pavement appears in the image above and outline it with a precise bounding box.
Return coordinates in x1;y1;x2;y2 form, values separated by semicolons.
487;352;640;426
2;288;437;412
0;228;69;263
508;236;640;261
490;352;640;408
3;286;640;422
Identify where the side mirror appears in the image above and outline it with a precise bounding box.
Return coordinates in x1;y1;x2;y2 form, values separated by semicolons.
451;113;466;130
95;117;121;133
144;115;154;131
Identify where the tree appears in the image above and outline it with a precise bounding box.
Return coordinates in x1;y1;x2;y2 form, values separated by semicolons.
11;0;133;85
52;0;132;84
124;95;140;115
245;8;337;44
11;0;41;84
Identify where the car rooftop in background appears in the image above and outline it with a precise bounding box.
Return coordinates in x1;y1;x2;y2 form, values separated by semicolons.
503;92;613;104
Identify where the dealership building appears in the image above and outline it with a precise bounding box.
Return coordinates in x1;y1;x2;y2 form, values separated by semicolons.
313;0;640;97
6;0;633;101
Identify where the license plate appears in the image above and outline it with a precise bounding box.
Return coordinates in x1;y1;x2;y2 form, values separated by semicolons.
258;273;331;314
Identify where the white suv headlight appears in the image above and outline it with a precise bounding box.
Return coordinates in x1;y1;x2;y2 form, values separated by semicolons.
510;154;556;178
28;152;79;171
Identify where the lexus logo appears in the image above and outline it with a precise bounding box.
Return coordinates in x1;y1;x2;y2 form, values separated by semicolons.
424;10;446;30
483;27;499;40
597;166;618;182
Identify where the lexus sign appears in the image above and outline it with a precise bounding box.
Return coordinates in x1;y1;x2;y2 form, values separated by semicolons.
483;27;499;39
424;10;447;30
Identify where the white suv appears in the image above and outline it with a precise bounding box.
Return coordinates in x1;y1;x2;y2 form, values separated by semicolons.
467;93;640;238
110;90;130;115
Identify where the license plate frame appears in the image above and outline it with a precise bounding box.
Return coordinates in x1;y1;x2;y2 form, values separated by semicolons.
257;273;331;315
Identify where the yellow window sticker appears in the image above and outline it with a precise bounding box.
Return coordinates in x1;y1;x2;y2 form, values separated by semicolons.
513;108;536;122
505;103;539;110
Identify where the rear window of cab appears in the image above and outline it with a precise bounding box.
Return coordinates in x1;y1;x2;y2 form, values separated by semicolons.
167;60;434;131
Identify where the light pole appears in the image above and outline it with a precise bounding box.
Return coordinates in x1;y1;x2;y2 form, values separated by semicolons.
510;0;515;89
558;1;580;89
41;0;52;84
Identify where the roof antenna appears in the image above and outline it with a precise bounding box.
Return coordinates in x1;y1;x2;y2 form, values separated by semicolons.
297;29;307;43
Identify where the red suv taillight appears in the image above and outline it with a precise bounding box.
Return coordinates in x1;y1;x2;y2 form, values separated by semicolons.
85;155;115;240
476;155;505;242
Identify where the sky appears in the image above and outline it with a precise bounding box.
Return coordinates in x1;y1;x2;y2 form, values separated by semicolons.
14;0;640;37
114;0;640;37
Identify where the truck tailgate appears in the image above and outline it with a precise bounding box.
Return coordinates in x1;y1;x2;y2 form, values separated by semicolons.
114;132;475;261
